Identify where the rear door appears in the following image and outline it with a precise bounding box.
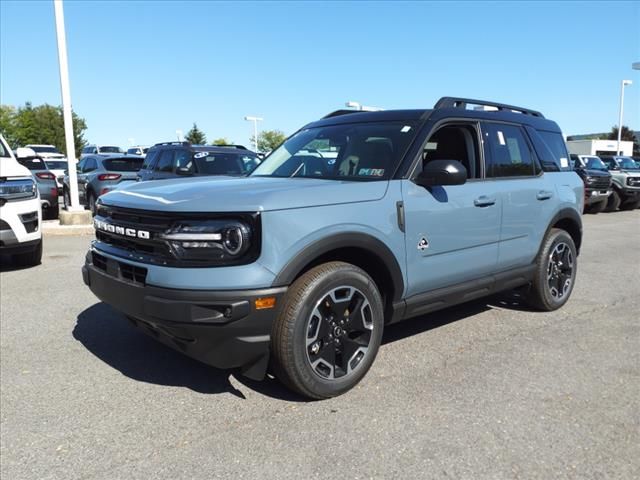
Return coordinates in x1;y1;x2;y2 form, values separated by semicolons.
481;122;556;269
402;121;501;297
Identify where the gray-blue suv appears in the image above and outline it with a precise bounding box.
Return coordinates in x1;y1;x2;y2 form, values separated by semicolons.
82;97;584;399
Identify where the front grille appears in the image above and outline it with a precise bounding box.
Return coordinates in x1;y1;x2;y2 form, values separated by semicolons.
92;251;147;286
19;211;39;233
587;177;611;190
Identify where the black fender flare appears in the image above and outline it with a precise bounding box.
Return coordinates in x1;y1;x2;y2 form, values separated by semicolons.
271;232;405;302
542;207;583;254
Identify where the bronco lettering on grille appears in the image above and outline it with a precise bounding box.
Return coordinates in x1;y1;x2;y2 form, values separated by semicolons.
94;219;150;239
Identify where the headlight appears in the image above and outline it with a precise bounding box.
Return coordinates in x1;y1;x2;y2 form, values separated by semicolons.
0;179;37;201
585;176;595;183
160;219;255;264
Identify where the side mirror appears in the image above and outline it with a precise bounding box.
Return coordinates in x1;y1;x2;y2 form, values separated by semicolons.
414;160;467;187
16;147;37;159
175;166;193;176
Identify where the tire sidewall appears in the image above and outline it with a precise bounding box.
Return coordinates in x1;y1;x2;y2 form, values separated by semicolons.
286;265;384;398
536;230;577;310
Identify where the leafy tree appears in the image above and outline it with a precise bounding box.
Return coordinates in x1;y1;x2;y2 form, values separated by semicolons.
1;103;87;158
252;129;286;153
212;137;231;146
606;125;639;155
185;123;206;145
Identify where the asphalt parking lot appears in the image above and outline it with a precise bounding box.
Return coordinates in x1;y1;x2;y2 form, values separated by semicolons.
1;211;638;480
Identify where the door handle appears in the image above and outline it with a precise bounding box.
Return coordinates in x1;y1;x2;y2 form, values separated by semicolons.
474;195;496;207
536;190;554;200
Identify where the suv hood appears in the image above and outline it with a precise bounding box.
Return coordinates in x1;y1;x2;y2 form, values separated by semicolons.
1;158;32;178
100;176;389;212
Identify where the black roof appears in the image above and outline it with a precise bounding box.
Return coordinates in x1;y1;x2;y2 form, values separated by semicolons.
150;142;256;154
308;97;560;133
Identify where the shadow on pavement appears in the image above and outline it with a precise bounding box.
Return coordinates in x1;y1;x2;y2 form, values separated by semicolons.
73;303;303;401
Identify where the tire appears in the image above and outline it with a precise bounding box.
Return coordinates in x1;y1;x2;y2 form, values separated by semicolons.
604;189;621;212
87;192;96;215
63;188;71;209
14;239;43;267
271;261;384;399
526;228;577;311
619;199;640;210
46;205;59;220
585;200;606;214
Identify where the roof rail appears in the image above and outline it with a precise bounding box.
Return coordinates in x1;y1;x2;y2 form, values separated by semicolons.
322;109;369;119
434;97;544;118
153;141;190;147
213;144;248;150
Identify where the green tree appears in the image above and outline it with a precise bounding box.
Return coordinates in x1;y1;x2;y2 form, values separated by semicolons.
1;102;87;157
212;137;231;146
253;129;286;153
185;123;206;144
606;125;639;155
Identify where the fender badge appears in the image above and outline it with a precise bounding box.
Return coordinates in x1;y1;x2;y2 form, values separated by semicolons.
417;237;429;251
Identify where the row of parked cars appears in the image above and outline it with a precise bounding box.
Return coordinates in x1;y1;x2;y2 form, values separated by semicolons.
570;154;640;213
13;141;262;217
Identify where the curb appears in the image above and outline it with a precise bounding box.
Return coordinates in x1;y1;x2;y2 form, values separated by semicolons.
42;221;94;237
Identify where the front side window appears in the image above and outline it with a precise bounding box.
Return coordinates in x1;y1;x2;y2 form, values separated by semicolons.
142;150;158;169
422;123;481;179
251;122;418;180
483;123;535;177
155;150;174;172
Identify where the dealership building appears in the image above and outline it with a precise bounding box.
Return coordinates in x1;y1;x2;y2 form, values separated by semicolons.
566;139;633;156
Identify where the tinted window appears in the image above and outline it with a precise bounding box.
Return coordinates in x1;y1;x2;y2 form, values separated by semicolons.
483;123;535;177
21;158;47;170
251;122;417;180
422;124;481;179
142;150;158;169
537;131;570;171
103;157;144;171
99;146;122;154
174;149;192;169
155;150;174;172
84;158;97;172
30;146;60;154
45;160;67;170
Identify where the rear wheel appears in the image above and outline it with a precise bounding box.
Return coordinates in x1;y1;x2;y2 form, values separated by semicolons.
604;189;621;212
619;199;640;210
87;192;97;215
527;229;577;311
271;262;384;399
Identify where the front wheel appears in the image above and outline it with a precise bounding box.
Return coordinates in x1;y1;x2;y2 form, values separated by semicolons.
14;239;42;267
604;189;621;212
271;262;384;399
526;229;577;311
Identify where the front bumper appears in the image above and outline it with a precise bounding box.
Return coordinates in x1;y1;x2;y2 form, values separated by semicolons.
82;251;286;379
584;188;612;205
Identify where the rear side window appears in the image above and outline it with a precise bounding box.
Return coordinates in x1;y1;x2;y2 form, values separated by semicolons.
84;158;98;172
483;123;535;177
103;157;144;171
537;130;571;171
21;158;46;170
155;150;174;172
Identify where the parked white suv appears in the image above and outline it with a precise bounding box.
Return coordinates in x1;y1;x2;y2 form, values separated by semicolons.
0;135;43;266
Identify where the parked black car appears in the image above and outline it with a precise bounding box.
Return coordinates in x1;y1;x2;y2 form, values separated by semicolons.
62;154;144;214
569;154;612;213
137;142;261;182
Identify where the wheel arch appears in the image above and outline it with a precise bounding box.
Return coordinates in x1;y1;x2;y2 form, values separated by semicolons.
545;208;583;254
271;233;405;319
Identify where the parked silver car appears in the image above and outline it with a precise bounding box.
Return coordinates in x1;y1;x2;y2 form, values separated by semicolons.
62;154;143;214
15;156;60;219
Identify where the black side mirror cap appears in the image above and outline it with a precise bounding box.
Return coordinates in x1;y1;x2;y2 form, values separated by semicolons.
414;160;467;187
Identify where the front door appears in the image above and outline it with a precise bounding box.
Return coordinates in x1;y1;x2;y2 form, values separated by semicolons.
401;122;501;297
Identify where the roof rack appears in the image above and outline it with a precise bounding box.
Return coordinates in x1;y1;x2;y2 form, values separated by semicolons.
153;141;190;147
434;97;544;118
322;109;369;119
212;144;248;150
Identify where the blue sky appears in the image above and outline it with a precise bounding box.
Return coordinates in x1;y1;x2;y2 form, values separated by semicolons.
1;1;639;148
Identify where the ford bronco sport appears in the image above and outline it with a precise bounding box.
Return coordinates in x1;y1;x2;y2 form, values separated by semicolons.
82;97;584;399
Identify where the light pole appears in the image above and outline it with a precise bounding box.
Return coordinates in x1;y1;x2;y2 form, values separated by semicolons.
616;80;633;155
176;129;183;141
53;0;81;211
244;116;263;153
345;100;383;112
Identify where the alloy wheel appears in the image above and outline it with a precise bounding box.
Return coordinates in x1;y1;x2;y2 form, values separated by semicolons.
547;242;574;300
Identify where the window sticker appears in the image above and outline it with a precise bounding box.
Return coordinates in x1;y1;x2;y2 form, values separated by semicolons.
497;131;506;146
194;151;209;158
358;168;385;176
560;157;568;168
401;125;412;133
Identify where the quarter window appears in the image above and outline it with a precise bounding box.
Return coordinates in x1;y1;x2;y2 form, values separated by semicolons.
483;123;535;177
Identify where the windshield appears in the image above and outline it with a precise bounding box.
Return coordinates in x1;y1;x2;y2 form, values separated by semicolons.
583;156;608;171
99;146;123;153
617;157;639;170
103;157;144;171
188;152;260;175
30;146;60;154
251;122;418;180
44;160;68;170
